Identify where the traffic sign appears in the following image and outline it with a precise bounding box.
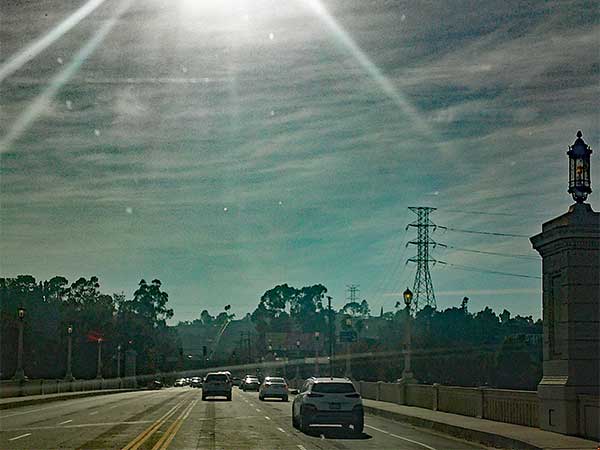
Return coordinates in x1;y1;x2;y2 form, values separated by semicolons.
339;330;357;342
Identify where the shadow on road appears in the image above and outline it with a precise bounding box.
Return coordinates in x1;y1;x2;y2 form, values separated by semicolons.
305;426;371;440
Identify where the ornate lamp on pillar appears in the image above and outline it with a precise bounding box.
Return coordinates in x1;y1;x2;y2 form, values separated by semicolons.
530;131;599;440
400;288;417;384
567;130;592;203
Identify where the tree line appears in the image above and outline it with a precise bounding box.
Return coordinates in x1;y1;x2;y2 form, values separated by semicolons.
0;275;180;380
238;284;542;390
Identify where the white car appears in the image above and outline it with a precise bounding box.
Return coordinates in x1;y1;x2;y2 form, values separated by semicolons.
259;377;288;401
292;377;363;433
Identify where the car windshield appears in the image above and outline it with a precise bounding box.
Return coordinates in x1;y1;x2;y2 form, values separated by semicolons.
1;1;597;446
312;383;356;394
205;374;228;383
266;378;285;384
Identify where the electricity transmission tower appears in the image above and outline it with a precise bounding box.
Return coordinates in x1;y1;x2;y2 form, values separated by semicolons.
406;207;444;311
346;284;360;303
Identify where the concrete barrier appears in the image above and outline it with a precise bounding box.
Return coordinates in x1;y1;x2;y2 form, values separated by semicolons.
484;388;539;427
0;376;135;399
357;380;545;431
406;383;434;409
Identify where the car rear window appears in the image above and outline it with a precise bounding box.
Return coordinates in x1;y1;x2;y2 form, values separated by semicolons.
205;374;228;382
312;383;356;394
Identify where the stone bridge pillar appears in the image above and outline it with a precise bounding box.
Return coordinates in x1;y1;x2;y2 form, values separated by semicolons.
531;202;599;438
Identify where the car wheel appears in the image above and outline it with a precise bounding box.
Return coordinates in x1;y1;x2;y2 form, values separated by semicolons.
227;394;232;401
353;415;364;434
259;395;264;401
283;396;288;402
201;394;206;401
299;408;310;433
292;413;298;429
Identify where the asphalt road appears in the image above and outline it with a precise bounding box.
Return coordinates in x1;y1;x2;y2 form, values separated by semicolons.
0;387;486;449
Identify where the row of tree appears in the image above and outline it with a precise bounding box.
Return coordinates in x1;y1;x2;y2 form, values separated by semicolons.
0;275;180;380
239;284;542;390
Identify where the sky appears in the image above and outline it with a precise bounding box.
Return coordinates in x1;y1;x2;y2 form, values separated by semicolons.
1;0;598;323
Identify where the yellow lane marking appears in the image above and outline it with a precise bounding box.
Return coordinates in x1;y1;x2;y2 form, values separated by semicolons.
121;400;186;450
151;399;197;450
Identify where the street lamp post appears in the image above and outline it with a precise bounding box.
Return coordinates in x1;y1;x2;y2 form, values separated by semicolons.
345;318;352;378
116;344;122;379
65;325;74;381
13;307;26;381
401;288;417;383
295;339;301;380
96;338;103;380
314;332;320;376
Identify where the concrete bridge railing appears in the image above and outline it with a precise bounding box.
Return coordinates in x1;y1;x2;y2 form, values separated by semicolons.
356;381;541;428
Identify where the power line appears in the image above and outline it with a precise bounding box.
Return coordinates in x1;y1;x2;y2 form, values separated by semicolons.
438;226;530;238
438;262;541;280
441;209;518;217
447;246;539;260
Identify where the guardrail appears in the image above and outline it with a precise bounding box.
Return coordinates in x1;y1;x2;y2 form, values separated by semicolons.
356;381;540;428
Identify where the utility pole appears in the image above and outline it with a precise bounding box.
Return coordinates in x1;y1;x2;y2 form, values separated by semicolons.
406;207;444;311
96;338;103;379
327;296;333;378
314;332;320;376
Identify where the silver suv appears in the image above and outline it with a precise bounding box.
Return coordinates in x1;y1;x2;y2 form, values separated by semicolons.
292;377;363;433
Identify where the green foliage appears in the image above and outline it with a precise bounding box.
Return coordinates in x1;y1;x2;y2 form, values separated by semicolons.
0;275;179;379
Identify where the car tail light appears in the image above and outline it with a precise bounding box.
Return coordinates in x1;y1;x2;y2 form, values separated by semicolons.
307;392;324;398
345;393;361;398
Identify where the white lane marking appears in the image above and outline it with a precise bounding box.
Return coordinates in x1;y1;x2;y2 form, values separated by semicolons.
255;408;261;412
9;433;32;441
297;446;307;450
0;390;148;418
264;416;271;420
89;411;98;415
58;419;73;425
365;424;389;434
389;432;438;450
1;420;153;432
277;427;286;434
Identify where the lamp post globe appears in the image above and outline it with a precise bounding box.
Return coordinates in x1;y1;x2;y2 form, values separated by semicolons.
567;130;592;203
403;288;413;308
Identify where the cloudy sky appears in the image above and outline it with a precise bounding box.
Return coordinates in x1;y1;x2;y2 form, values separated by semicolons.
1;0;598;322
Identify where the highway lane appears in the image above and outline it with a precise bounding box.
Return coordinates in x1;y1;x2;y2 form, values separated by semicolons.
0;387;486;449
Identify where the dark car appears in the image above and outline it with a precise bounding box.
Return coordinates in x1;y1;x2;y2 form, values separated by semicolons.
147;380;162;390
202;372;232;400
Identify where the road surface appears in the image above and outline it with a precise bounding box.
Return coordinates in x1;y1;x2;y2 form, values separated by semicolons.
0;387;486;449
